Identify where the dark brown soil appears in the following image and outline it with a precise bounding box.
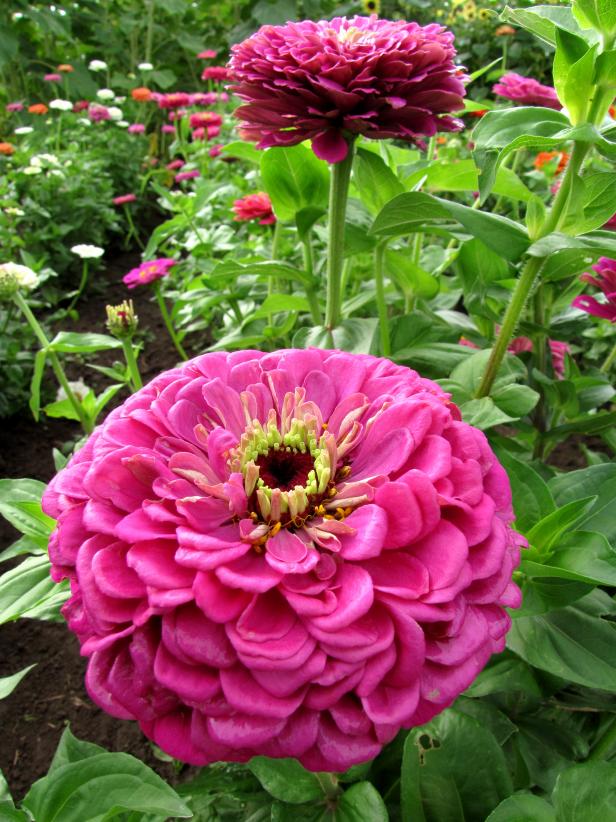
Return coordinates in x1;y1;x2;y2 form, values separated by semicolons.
0;255;206;802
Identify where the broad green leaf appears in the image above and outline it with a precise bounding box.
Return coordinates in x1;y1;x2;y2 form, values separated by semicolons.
0;664;36;700
485;793;556;822
335;781;388;821
0;535;44;563
404;159;532;202
516;716;588;792
22;752;192;822
459;397;516;429
401;710;513;822
248;757;324;804
526;497;597;556
385;249;439;299
293;318;377;354
43;397;83;422
553;761;616;821
562;172;616;234
48;332;122;354
209;259;316;288
464;656;541;697
516;577;593;617
29;348;47;421
523;530;616;586
221;140;262;164
261;144;329;223
354;148;404;214
549;463;616;546
49;729;106;774
251;293;310;320
0;555;67;625
492;449;555;533
491;383;540;418
449;348;526;394
507;592;616;689
573;0;616;39
502;4;600;46
553;30;597;124
0;479;54;544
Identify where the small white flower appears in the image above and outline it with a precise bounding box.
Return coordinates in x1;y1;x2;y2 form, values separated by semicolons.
77;117;92;127
23;166;42;175
107;106;123;121
49;98;73;111
138;62;154;71
49;169;65;178
71;244;104;259
4;207;25;216
0;262;39;290
96;88;115;101
56;379;91;403
116;120;130;128
30;156;42;167
14;126;33;135
115;96;126;103
88;59;108;72
36;153;60;165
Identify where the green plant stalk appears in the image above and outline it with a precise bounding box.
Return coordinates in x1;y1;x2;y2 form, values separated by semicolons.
532;285;549;458
325;140;355;332
13;291;92;433
476;141;590;398
123;204;144;251
153;280;188;361
600;340;616;373
302;235;322;325
144;0;155;62
67;260;89;311
121;338;143;391
375;241;391;356
588;716;616;761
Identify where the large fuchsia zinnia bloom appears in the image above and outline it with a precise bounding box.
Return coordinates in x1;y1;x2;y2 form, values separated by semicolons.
492;72;561;110
43;350;522;772
572;257;616;322
228;16;466;163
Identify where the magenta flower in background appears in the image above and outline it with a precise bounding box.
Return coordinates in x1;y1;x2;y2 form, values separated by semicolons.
603;212;616;230
201;66;230;81
113;194;137;206
153;92;192;109
128;123;146;134
189;111;223;129
43;349;522;771
166;158;185;170
6;102;24;112
229;15;466;163
189;92;218;106
492;72;561;109
198;49;218;59
161;124;176;134
209;144;223;158
168;109;188;122
89;104;111;122
549;340;570;379
44;73;62;82
123;258;176;288
175;169;201;183
73;100;90;113
572;257;616;322
233;192;276;225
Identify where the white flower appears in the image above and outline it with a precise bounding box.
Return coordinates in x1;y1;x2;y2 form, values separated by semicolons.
138;62;154;71
116;120;130;128
88;59;108;72
56;379;91;403
107;106;123;121
4;207;25;216
23;166;42;175
49;169;65;178
77;118;92;127
115;96;126;103
14;126;33;135
96;88;115;101
71;244;104;259
49;98;73;111
36;153;60;165
0;262;39;290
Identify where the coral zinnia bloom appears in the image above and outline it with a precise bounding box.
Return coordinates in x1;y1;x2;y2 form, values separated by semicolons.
233;192;276;225
132;87;152;102
534;150;569;175
572;257;616;322
58;63;74;72
229;15;466;163
123;258;176;288
0;142;15;155
43;349;522;772
493;72;561;109
28;103;49;115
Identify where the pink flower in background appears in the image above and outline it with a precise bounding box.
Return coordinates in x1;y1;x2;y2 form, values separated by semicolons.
233;192;276;225
6;102;24;113
166;159;184;170
201;66;230;81
492;72;561;109
89;104;111;122
189;111;223;129
113;194;137;206
603;212;616;230
123;258;177;288
229;15;466;163
572;257;616;322
73;100;90;112
153;92;191;109
175;169;200;182
128;123;146;134
198;49;218;59
43;349;522;772
189;92;218;106
44;73;62;82
549;340;570;379
209;144;223;158
161;124;176;134
168;109;188;122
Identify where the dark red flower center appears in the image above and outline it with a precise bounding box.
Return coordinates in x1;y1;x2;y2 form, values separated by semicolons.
256;450;314;491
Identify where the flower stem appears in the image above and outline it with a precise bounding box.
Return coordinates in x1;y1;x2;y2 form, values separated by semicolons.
325;140;355;332
154;280;188;361
600;340;616;373
123;205;144;251
121;338;143;391
13;291;92;433
302;235;322;325
67;260;89;311
375;241;391;356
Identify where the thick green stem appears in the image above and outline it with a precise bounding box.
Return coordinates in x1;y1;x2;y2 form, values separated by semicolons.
302;236;322;325
154;280;188;361
325;141;355;332
14;291;92;433
121;338;143;391
67;261;89;311
588;716;616;761
532;286;549;458
375;241;391;356
123;205;144;251
600;340;616;373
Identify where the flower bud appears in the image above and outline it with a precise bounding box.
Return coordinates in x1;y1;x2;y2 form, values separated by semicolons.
0;262;39;300
106;299;138;338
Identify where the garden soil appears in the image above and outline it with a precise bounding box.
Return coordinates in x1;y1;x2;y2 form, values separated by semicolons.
0;260;597;799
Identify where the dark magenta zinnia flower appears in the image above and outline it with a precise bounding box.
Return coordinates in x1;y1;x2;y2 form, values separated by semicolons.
228;15;466;163
233;192;276;225
43;349;522;772
123;258;176;288
572;257;616;322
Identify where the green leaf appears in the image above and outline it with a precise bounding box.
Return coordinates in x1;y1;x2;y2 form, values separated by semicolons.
502;4;600;46
549;463;616;546
252;293;311;320
261;143;329;223
49;729;106;774
491;383;540;418
354;148;404;215
516;577;593;617
486;793;556;822
401;709;513;822
507;591;616;689
43;397;83;422
562;172;616;234
335;782;388;822
405;159;532;202
459;397;516;429
48;332;122;354
0;556;68;625
516;716;588;792
293;318;377;354
492;449;555;533
0;479;54;544
22;752;192;822
464;656;541;697
526;496;597;556
0;664;37;700
221;140;262;164
248;757;324;804
553;30;597;124
385;249;439;299
523;530;616;586
573;0;616;39
29;348;47;421
553;761;616;821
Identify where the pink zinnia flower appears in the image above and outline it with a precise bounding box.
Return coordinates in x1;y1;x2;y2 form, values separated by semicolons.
492;72;561;109
189;92;218;106
209;144;223;158
6;102;24;113
198;49;218;59
189;111;223;129
113;194;137;206
549;340;570;379
128;123;146;134
166;159;184;170
73;100;90;113
161;124;176;134
229;15;466;163
603;212;616;230
44;73;62;82
233;192;276;225
153;92;192;110
89;104;111;122
123;258;176;288
175;169;200;182
43;349;522;772
572;257;616;322
168;109;187;122
201;66;230;82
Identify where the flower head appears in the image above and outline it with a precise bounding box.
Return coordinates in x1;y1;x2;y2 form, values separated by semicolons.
198;49;218;59
97;88;115;101
72;100;90;112
175;169;200;183
123;257;176;288
534;150;569;175
6;102;24;112
138;62;154;71
153;92;191;110
233;192;276;225
201;66;230;82
131;87;152;102
128;123;146;134
229;15;466;163
44;73;62;83
106;299;139;338
189;92;218;106
0;262;39;298
58;63;74;72
28;103;49;115
603;212;616;231
71;244;104;259
493;72;561;109
14;126;34;135
166;159;185;170
89;104;111;122
113;193;137;206
572;257;616;322
189;111;223;130
49;98;74;111
0;142;15;155
162;124;176;134
43;349;522;772
209;144;223;158
495;24;515;36
88;60;108;72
